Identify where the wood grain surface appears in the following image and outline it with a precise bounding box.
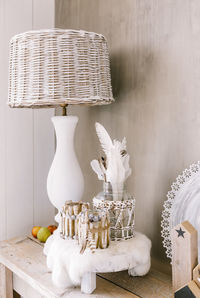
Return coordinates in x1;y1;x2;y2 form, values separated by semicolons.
99;269;172;298
0;263;13;298
0;237;138;297
172;221;198;292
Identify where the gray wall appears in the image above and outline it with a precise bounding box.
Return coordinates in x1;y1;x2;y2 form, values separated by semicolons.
56;0;200;268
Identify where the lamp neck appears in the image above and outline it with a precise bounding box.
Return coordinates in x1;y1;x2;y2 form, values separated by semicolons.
60;104;68;116
51;116;78;151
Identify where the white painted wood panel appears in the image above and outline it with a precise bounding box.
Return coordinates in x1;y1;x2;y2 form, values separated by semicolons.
32;0;55;227
0;0;7;241
4;0;34;239
0;0;55;241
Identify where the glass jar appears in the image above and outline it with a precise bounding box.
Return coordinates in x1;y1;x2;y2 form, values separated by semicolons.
93;182;135;241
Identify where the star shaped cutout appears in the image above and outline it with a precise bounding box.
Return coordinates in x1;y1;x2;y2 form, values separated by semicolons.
176;227;186;238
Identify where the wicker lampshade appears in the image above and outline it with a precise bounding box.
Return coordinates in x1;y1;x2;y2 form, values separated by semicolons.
8;29;114;108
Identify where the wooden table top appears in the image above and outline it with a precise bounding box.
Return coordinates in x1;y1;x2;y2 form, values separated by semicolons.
0;236;172;297
0;236;138;298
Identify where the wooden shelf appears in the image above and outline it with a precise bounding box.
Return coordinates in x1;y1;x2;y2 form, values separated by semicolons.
0;236;172;297
99;268;172;297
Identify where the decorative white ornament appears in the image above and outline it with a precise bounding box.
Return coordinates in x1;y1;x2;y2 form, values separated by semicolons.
91;122;132;200
161;161;200;260
47;116;84;210
90;160;105;181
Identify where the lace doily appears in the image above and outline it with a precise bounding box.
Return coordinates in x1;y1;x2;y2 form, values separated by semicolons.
161;161;200;259
93;198;135;210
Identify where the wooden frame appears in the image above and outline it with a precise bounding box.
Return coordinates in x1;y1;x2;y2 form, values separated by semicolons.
0;264;13;298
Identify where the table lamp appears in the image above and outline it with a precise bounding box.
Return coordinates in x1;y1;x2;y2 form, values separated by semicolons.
8;29;114;211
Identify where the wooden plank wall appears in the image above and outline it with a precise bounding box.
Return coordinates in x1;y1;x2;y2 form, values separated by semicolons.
55;0;200;269
0;0;55;241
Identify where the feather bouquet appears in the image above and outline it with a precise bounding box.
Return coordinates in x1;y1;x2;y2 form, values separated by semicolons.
90;123;132;201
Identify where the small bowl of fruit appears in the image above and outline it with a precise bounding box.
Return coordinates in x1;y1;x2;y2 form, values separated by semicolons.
32;225;57;243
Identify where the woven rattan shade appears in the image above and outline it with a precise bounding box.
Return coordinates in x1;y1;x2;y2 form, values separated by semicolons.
8;29;114;108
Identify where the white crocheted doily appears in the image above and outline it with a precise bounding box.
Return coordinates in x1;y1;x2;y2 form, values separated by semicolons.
161;161;200;259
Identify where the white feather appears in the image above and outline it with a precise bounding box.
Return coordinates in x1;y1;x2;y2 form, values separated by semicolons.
106;147;126;200
98;158;107;181
95;122;113;155
113;138;126;152
121;137;126;148
90;160;104;180
94;122;132;199
122;154;132;180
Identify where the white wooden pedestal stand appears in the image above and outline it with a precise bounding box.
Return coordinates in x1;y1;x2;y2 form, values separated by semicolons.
44;231;151;294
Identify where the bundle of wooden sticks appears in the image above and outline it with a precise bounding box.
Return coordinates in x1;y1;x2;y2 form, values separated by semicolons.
60;200;89;239
78;209;110;254
60;201;110;254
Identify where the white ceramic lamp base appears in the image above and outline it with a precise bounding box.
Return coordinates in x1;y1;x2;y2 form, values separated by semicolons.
47;116;84;211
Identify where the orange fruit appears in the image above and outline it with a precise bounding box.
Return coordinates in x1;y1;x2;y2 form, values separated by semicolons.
47;225;57;234
32;226;41;238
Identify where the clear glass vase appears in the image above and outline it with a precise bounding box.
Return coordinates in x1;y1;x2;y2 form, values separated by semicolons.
93;182;135;241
